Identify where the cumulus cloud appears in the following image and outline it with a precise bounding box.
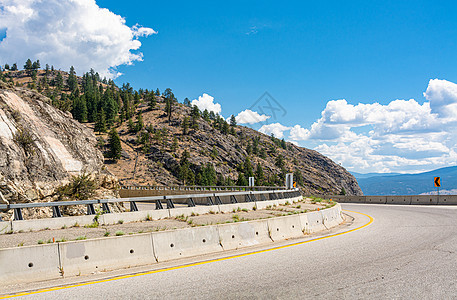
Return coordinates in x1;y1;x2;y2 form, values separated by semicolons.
256;79;457;173
0;0;156;78
424;79;457;119
259;123;291;139
235;109;270;124
191;93;222;114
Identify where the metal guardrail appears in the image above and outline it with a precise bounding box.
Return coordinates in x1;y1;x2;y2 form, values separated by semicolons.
0;189;301;221
119;185;286;191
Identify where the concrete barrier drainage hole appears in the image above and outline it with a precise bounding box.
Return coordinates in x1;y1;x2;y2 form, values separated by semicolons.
292;225;295;228
28;262;33;268
231;235;235;239
84;255;89;260
276;228;279;231
255;232;259;235
130;249;134;254
202;239;206;243
170;243;174;248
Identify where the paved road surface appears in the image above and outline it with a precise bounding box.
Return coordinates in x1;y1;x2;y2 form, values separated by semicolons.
5;204;457;299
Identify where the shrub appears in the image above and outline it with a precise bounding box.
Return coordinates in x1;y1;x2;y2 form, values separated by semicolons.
57;172;97;200
13;127;36;156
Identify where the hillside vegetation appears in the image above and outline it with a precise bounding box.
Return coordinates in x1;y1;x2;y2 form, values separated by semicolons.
0;61;362;195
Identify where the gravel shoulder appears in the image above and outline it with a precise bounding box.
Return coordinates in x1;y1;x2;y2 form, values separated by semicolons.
0;197;335;249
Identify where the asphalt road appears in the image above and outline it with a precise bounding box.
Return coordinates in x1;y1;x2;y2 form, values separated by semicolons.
6;204;457;299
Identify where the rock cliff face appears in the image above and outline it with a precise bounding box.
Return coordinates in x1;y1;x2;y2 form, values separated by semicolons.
0;82;116;219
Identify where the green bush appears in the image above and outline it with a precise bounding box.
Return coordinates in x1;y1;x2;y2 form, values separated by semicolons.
57;172;97;200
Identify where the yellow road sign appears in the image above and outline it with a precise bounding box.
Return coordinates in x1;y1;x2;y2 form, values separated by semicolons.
434;177;441;187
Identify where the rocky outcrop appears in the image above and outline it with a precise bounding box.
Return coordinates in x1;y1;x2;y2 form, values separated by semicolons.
109;97;362;196
0;81;118;219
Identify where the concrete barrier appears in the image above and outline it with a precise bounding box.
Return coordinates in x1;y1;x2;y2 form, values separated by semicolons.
169;205;218;218
12;215;97;232
267;215;304;241
321;204;342;228
102;209;169;225
217;219;272;250
152;226;223;262
437;195;457;205
218;202;256;213
305;211;326;233
59;233;156;277
346;196;366;203
365;196;387;204
386;196;411;205
255;200;280;210
411;196;438;205
0;243;61;284
0;220;12;234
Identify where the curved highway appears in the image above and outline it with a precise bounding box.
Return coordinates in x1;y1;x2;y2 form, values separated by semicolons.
4;203;457;299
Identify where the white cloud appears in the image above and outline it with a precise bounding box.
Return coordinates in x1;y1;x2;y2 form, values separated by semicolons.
259;123;291;139
424;79;457;119
191;93;222;114
265;79;457;173
289;125;309;141
0;0;156;78
235;109;270;124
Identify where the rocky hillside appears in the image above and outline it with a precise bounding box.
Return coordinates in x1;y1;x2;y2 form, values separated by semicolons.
1;66;362;197
101;99;362;196
0;81;117;220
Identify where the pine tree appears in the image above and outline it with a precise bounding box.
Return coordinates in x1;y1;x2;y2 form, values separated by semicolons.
147;92;156;110
221;121;229;134
230;114;237;127
108;128;122;160
32;60;40;70
68;66;78;92
24;59;33;70
71;95;87;122
11;63;17;71
202;109;210;122
237;173;248;186
182;117;189;135
136;112;144;132
255;164;264;185
56;72;64;89
191;105;200;130
244;157;254;178
94;109;107;134
275;154;285;169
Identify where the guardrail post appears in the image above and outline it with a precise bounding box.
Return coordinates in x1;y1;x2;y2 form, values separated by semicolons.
86;204;96;215
230;195;238;203
250;193;257;202
14;208;23;221
207;196;214;205
52;206;62;218
187;197;196;207
102;203;111;214
244;194;252;202
155;200;164;210
165;196;175;209
214;194;222;205
130;201;138;212
260;193;267;201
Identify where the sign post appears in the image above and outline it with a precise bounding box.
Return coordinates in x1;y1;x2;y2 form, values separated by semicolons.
434;177;441;196
286;173;293;189
248;177;255;187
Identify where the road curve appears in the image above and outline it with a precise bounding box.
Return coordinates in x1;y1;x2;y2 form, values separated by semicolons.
5;204;457;299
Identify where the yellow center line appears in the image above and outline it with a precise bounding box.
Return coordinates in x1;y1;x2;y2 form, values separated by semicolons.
0;209;374;299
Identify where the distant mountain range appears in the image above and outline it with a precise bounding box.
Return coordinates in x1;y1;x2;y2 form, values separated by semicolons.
352;166;457;195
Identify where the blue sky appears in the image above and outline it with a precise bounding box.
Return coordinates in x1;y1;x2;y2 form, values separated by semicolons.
2;0;457;174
